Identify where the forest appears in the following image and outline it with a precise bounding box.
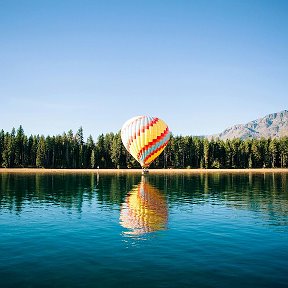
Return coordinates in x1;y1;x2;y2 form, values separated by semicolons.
0;125;288;169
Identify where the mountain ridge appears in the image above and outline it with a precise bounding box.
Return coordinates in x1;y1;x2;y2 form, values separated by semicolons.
208;110;288;140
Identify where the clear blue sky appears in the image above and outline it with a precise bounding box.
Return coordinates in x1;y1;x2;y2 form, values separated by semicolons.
1;0;287;139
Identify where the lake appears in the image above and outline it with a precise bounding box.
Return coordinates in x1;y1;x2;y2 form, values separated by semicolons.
1;172;288;287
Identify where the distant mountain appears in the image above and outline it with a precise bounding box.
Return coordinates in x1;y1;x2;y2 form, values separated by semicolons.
208;110;288;140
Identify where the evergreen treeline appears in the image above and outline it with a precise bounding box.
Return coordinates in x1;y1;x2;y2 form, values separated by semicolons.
1;125;288;169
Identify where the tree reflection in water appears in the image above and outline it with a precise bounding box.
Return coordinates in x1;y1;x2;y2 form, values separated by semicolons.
1;172;288;226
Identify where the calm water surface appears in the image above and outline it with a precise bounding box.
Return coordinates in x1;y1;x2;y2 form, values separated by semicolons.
1;172;288;288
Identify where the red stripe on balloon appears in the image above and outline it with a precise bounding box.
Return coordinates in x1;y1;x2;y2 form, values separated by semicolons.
137;127;169;159
127;117;159;149
144;138;170;166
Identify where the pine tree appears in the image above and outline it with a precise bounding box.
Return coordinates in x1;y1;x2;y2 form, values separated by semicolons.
251;140;261;168
76;127;84;168
110;132;126;168
86;135;95;168
15;125;25;167
0;129;4;167
279;137;288;168
193;137;203;168
269;139;278;168
2;129;16;167
36;136;46;168
96;134;106;168
203;138;209;168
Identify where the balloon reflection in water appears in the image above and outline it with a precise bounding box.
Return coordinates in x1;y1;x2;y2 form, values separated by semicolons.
120;177;168;236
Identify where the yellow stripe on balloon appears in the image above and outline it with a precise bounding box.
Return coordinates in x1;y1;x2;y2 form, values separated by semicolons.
129;119;165;155
144;146;166;166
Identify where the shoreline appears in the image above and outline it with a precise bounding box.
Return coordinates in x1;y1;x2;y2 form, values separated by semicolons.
1;168;288;174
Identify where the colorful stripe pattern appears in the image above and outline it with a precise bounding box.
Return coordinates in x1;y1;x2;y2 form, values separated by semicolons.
119;177;168;235
121;116;171;168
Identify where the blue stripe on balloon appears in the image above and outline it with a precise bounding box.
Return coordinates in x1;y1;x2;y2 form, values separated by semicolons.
140;132;170;162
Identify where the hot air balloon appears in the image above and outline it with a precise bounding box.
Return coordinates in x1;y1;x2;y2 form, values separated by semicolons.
121;116;170;171
120;176;168;236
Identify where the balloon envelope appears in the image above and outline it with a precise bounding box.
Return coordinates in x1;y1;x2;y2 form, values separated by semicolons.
121;116;170;168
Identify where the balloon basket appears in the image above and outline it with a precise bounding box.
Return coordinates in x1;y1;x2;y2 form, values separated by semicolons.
142;169;149;175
